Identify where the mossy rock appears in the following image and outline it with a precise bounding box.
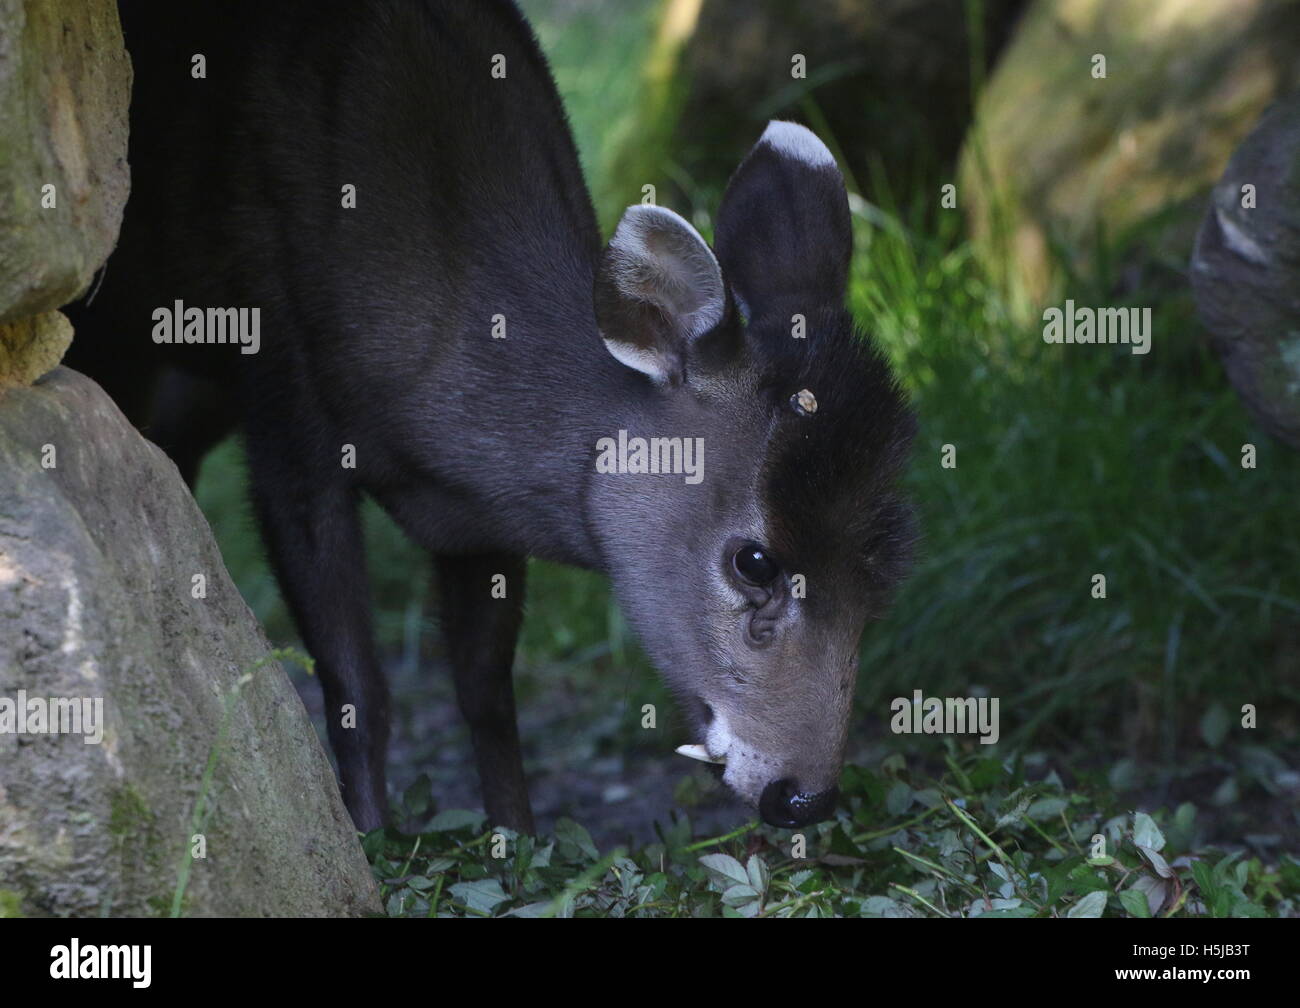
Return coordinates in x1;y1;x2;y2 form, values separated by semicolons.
0;369;380;916
959;0;1300;318
0;0;131;323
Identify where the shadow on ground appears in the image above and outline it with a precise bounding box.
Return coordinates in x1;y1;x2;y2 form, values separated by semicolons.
289;654;750;849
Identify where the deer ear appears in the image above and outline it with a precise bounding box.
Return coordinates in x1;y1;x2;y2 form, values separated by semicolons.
594;205;726;386
714;121;851;320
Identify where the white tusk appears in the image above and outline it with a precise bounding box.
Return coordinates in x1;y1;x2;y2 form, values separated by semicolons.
676;743;726;765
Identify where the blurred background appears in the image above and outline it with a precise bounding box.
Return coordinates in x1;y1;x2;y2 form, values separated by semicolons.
191;0;1299;847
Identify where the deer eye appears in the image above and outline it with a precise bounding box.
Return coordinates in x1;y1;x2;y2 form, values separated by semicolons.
733;542;779;585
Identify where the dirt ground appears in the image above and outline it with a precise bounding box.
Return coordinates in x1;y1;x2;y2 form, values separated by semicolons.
289;655;749;848
289;654;1298;855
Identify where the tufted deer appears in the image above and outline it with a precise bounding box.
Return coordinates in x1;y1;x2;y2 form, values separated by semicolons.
66;0;916;832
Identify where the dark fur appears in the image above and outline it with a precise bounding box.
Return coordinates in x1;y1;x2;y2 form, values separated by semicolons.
711;133;916;619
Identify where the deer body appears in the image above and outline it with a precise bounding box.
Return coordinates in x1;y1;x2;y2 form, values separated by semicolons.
67;0;916;832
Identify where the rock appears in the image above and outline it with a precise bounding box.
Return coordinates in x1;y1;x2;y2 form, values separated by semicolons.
959;0;1300;315
1191;97;1300;450
0;368;381;917
0;310;73;387
602;0;1026;223
0;0;131;323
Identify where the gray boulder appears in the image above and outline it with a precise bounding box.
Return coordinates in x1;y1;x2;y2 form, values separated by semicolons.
960;0;1300;316
0;368;381;917
1191;97;1300;450
0;0;131;323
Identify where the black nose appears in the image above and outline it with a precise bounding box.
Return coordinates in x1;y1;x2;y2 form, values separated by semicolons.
758;778;839;828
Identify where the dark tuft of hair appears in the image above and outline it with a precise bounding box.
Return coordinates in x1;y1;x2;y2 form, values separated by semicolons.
750;304;917;617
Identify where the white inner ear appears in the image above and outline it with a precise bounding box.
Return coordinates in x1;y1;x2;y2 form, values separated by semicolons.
602;204;726;380
601;336;671;380
760;120;836;169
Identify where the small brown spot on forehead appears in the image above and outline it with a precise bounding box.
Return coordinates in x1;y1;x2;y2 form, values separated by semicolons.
791;388;817;415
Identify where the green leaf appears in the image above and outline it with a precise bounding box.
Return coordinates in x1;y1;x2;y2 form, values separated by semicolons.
995;793;1031;829
449;878;509;915
526;843;552;870
1139;846;1174;879
1168;802;1197;850
504;900;553;917
699;853;749;890
1108;759;1138;791
861;896;907;917
979;905;1037;918
1199;704;1230;748
720;883;761;908
1132;812;1165;852
402;773;433;816
1133;875;1170;916
1191;859;1217;900
967;758;1005;790
745;855;769;893
1212;776;1239;805
886;782;914;815
360;829;387;859
1027;796;1068;821
1042;856;1085;904
1278;854;1300;895
554;818;600;860
427;809;486;832
1066;890;1107;918
1118;888;1151;918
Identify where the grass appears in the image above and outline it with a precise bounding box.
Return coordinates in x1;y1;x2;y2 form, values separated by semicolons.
848;178;1300;754
366;749;1299;917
